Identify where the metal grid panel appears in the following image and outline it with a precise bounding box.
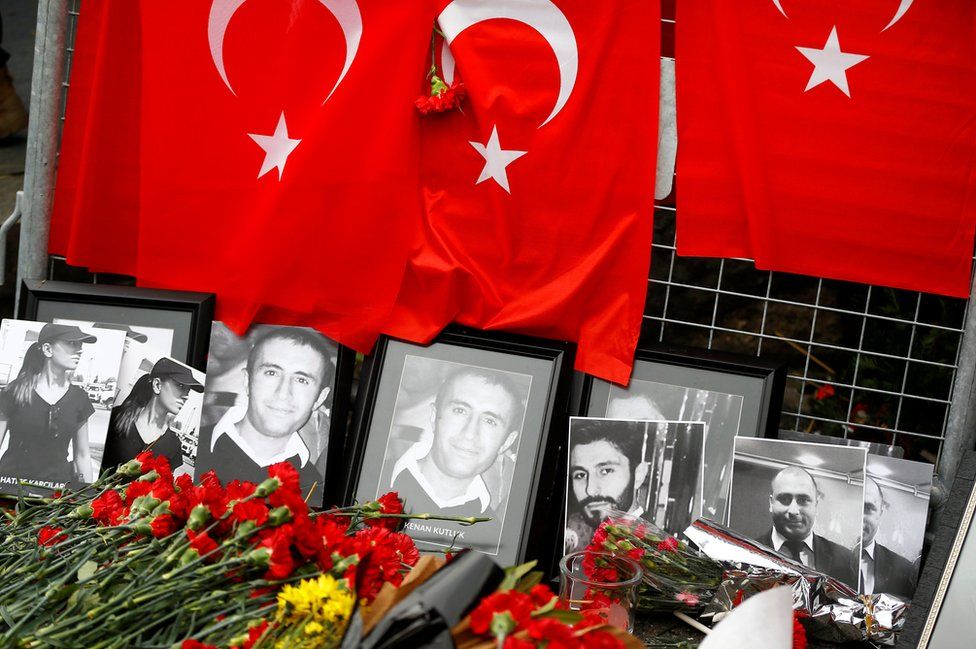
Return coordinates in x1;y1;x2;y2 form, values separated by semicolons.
647;205;969;466
46;0;973;468
655;0;971;468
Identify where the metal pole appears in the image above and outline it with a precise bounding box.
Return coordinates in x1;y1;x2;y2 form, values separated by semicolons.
941;272;976;490
15;0;69;307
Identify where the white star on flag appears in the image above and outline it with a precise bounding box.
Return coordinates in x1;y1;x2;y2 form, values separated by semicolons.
470;125;527;194
248;112;302;180
796;26;869;98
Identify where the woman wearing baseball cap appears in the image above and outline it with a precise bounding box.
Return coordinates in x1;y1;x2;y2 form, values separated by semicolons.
0;324;98;486
101;357;204;474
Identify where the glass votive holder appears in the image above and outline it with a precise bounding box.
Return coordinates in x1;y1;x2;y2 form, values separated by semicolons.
558;550;642;632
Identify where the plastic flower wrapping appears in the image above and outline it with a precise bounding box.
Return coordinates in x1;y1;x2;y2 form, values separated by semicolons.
587;513;909;645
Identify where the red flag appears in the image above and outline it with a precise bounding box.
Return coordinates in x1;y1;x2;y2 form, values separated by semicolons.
50;0;141;275
676;1;976;297
384;0;659;384
53;0;437;351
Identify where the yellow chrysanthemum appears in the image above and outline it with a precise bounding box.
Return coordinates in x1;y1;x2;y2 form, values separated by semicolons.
276;574;355;626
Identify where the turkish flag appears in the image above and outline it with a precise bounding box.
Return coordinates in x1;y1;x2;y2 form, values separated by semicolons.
676;1;976;297
383;0;660;384
49;0;141;275
52;0;437;351
133;0;438;347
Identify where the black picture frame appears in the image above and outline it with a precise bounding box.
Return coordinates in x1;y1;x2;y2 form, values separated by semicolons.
18;280;215;372
897;451;976;649
344;326;574;572
575;341;787;526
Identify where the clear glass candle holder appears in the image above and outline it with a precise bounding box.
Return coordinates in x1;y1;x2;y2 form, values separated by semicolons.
558;550;642;632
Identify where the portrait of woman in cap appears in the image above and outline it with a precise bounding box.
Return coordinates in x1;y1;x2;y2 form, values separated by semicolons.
0;323;98;485
101;357;204;474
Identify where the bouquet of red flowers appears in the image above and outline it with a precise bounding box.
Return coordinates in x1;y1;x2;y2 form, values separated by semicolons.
585;515;725;612
0;452;427;648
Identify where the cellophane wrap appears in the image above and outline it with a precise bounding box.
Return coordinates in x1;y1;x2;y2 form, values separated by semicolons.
684;518;909;645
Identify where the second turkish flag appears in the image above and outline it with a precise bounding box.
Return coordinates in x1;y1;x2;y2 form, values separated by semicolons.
385;0;660;384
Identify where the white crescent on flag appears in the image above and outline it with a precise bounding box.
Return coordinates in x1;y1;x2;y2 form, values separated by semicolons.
882;0;914;31
438;0;578;127
208;0;362;104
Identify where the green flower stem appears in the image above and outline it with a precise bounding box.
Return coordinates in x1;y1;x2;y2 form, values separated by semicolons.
328;510;490;526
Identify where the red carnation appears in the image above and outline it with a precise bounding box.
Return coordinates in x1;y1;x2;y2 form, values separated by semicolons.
240;620;269;649
365;491;405;530
657;536;679;553
415;74;466;115
267;462;301;496
502;638;534;649
38;526;65;547
793;611;808;649
124;480;153;506
92;489;126;526
469;591;534;635
232;499;269;528
181;640;218;649
257;526;295;581
392;532;420;568
529;584;557;608
526;617;578;645
585;631;626;649
815;384;835;400
186;529;220;560
150;514;179;538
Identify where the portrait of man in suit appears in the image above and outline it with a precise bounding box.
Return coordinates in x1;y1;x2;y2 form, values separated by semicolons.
859;477;916;598
757;465;857;586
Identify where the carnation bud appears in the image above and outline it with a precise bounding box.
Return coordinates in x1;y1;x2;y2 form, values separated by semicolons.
268;506;292;527
180;548;201;567
246;547;272;568
131;519;153;536
118;460;143;478
129;495;162;518
253;477;280;498
187;504;210;532
139;470;159;482
71;504;94;519
236;520;258;538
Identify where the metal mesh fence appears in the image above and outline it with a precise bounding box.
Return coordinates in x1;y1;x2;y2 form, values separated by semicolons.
45;0;972;468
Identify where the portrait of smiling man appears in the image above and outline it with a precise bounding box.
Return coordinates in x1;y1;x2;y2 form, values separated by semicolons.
196;326;336;491
389;364;527;554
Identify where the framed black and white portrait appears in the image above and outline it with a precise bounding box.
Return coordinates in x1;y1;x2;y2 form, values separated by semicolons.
195;323;355;505
346;329;573;567
578;343;786;524
0;319;126;494
861;455;932;599
897;452;976;649
19;280;215;371
729;437;866;590
564;417;705;554
101;353;206;480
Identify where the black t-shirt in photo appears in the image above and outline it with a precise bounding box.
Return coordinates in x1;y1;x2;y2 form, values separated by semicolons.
0;385;94;484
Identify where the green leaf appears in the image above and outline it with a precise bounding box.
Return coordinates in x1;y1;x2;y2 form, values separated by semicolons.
77;560;98;582
500;560;537;591
513;571;544;594
537;609;583;624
